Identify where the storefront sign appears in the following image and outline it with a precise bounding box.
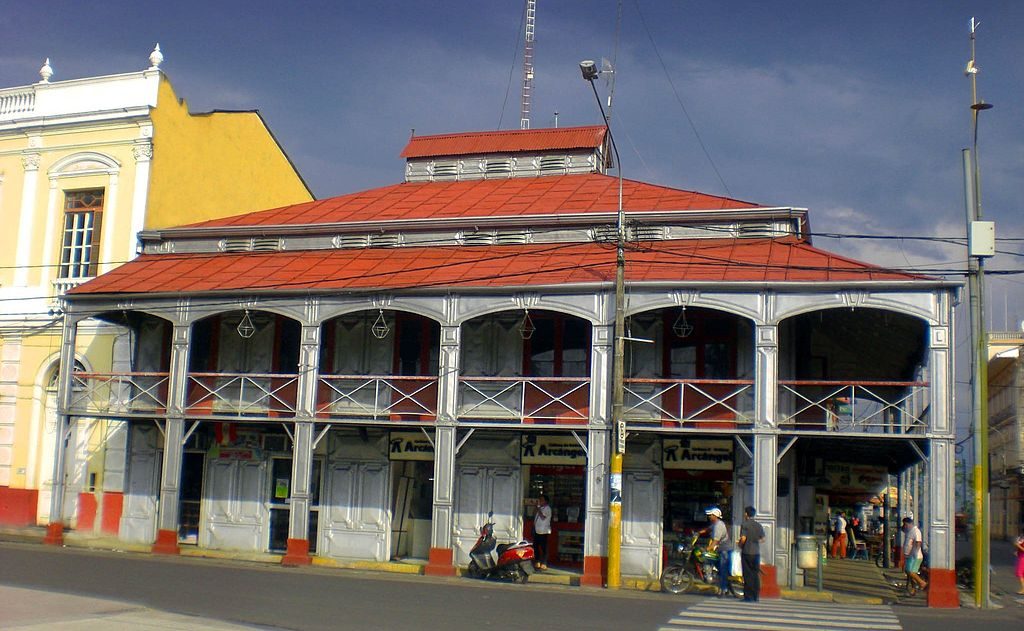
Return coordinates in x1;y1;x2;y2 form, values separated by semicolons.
662;438;733;470
807;462;887;494
389;431;435;461
521;435;587;465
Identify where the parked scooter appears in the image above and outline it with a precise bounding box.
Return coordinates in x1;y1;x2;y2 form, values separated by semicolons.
660;533;744;599
466;511;535;583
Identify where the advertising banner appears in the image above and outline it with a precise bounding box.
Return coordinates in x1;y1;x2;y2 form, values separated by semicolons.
389;431;435;461
662;438;733;470
521;434;587;465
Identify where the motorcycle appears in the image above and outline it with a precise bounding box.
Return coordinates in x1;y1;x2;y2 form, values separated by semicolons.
660;533;744;599
465;511;535;583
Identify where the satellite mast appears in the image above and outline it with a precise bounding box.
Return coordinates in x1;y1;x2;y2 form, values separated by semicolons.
520;0;536;129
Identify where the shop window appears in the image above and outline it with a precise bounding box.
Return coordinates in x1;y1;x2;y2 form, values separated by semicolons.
59;189;104;279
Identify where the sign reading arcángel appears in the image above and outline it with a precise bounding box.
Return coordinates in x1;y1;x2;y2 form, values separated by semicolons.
662;438;733;470
521;434;587;465
389;431;435;461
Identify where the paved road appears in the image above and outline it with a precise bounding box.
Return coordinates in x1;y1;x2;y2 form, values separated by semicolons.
0;542;686;631
1;541;1021;631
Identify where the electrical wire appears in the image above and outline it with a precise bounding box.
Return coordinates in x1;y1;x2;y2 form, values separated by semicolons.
630;0;731;196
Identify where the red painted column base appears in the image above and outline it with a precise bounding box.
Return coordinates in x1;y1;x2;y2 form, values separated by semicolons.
581;555;607;587
423;547;457;577
927;568;959;608
281;538;312;566
151;529;180;555
760;564;781;598
42;522;64;546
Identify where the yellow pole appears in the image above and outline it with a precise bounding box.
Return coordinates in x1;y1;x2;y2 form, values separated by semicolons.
607;451;623;589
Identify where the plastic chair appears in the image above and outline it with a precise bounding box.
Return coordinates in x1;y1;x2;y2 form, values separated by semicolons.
852;541;869;560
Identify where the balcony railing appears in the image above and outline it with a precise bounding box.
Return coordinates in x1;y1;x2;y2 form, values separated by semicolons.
316;375;438;421
67;371;169;416
777;380;928;433
186;372;298;417
624;379;755;428
457;377;589;424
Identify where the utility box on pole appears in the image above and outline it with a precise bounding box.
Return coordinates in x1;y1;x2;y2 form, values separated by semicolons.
969;221;995;257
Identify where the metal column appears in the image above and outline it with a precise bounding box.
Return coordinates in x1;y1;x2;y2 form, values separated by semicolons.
152;323;191;554
43;315;79;545
425;324;460;576
283;322;320;565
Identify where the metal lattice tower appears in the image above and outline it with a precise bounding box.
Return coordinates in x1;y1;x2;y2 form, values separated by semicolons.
520;0;536;130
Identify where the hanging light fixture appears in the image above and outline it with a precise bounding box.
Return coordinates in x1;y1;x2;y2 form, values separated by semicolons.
673;307;694;338
237;309;257;339
519;309;536;340
371;309;391;340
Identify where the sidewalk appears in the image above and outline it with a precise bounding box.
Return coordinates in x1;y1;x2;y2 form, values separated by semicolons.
0;584;257;630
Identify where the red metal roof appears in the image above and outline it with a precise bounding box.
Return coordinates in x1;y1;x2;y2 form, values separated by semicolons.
400;126;607;159
184;174;761;229
70;238;924;297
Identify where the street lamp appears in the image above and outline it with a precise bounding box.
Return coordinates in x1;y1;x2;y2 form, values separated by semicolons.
580;59;626;589
964;16;995;609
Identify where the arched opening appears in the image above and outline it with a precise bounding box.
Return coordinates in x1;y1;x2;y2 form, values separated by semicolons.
317;309;441;420
624;306;755;428
458;309;592;424
187;310;301;417
778;308;929;433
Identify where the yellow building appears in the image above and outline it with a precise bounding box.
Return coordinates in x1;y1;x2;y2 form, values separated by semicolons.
0;46;312;530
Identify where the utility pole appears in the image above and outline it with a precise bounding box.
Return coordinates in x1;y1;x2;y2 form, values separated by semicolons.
964;16;995;609
580;59;625;589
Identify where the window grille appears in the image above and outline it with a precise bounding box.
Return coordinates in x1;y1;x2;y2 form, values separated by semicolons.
59;189;104;279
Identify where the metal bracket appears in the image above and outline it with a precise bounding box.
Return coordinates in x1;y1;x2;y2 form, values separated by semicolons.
313;423;333;450
61;417;74;443
734;435;753;459
180;420;200;446
455;428;475;455
281;423;294;443
777;436;797;464
571;431;589;457
153;419;165;438
420;426;435;449
909;440;926;463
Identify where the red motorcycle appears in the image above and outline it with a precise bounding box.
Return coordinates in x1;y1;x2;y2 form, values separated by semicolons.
466;511;535;583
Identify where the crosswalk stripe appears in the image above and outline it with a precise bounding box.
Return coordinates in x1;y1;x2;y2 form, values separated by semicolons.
660;599;902;631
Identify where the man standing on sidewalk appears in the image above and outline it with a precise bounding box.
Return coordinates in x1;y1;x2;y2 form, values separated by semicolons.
902;517;927;592
738;506;766;602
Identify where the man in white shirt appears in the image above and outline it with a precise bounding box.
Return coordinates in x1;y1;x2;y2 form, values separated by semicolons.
902;517;927;591
533;494;552;571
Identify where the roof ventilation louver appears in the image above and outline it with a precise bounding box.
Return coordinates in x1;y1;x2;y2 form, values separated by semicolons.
590;225;618;243
484;159;512;177
369;233;403;248
630;225;666;241
333;234;370;249
432;161;459;179
462;231;494;246
221;238;251;253
251;237;283;252
737;222;778;238
495;230;530;245
539;155;567;174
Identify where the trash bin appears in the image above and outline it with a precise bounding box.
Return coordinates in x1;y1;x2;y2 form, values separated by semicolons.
797;535;819;569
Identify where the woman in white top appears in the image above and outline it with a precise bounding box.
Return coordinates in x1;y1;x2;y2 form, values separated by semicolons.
533;494;552;570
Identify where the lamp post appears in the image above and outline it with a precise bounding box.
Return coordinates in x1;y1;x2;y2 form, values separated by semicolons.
964;16;994;609
580;59;626;589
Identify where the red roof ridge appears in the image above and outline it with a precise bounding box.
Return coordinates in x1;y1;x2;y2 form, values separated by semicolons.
401;126;607;159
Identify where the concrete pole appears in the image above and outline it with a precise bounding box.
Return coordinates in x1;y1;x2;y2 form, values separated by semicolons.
43;315;79;545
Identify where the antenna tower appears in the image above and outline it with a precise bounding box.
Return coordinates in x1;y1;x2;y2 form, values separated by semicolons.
520;0;536;129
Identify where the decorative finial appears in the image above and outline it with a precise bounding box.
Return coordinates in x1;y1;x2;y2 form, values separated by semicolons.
39;58;53;83
148;44;163;70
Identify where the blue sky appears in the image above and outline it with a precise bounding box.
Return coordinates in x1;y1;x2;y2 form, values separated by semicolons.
3;3;1023;370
